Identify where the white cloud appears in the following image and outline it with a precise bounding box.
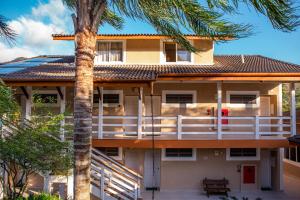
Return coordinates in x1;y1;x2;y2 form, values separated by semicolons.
0;0;73;62
0;42;36;62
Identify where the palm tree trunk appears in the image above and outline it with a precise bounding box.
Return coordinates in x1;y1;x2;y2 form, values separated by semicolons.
73;28;96;200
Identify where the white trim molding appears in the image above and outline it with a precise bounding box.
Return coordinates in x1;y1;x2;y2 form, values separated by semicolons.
162;90;197;108
94;40;126;64
161;148;197;161
160;39;194;64
226;90;260;108
226;148;261;161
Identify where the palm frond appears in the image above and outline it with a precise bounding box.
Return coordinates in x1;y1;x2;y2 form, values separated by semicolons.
0;15;17;44
100;8;124;30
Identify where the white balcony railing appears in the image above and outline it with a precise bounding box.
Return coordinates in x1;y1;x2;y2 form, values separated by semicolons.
64;115;292;140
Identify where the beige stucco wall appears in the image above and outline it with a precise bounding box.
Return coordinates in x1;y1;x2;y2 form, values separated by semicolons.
193;39;214;64
160;149;259;191
109;39;214;64
121;148;281;192
126;39;161;64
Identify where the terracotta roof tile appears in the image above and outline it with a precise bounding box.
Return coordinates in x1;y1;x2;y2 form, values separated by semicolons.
1;55;300;82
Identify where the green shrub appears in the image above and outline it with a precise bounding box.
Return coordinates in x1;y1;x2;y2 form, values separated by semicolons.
15;193;60;200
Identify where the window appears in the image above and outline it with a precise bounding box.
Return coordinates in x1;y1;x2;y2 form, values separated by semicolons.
96;41;124;62
226;91;259;108
162;148;196;161
166;94;193;104
163;42;191;62
97;147;123;160
162;90;196;106
285;147;300;163
230;95;257;104
93;90;123;107
226;148;260;161
32;91;60;106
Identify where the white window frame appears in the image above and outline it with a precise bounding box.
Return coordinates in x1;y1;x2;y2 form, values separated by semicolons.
226;148;260;161
162;90;197;108
226;91;260;108
93;90;123;107
160;39;194;64
95;40;126;64
32;90;60;107
162;148;197;161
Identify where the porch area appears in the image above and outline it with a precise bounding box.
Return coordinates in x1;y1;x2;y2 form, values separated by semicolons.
17;81;297;141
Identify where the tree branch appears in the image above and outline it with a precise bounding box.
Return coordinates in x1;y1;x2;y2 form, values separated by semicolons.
91;0;107;32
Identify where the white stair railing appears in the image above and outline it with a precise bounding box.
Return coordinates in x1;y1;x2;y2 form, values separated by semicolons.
91;148;143;200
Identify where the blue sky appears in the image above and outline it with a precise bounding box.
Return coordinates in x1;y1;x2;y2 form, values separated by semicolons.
0;0;299;64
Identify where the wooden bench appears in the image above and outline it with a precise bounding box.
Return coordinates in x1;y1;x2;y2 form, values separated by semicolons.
203;178;230;197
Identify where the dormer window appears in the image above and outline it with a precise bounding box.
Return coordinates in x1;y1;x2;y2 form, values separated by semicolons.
163;42;191;62
96;41;124;62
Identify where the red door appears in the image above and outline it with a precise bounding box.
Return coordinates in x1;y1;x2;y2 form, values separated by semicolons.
243;165;255;184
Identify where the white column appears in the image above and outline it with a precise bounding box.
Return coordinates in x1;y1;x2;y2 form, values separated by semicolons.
43;174;51;193
98;87;103;139
25;86;32;120
255;115;259;139
137;87;143;139
290;83;296;135
60;87;66;141
67;171;74;199
177;115;182;140
217;82;222;139
277;83;283;132
277;148;284;191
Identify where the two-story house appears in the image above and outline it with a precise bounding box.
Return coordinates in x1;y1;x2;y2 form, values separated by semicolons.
0;33;299;200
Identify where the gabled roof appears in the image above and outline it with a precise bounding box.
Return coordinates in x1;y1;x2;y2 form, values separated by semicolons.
1;55;300;82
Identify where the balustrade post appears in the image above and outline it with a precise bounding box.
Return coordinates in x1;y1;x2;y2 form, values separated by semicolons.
177;115;182;140
137;87;143;139
98;87;103;139
290;83;296;136
277;83;283;133
217;82;222;139
255;115;259;139
100;167;105;200
134;183;138;200
137;179;141;198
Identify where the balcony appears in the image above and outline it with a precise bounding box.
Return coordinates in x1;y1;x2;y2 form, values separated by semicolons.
64;115;292;140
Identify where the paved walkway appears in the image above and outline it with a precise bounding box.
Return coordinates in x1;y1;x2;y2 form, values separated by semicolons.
142;174;300;200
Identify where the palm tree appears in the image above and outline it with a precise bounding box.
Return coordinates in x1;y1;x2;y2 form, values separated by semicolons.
62;0;299;199
0;15;16;43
